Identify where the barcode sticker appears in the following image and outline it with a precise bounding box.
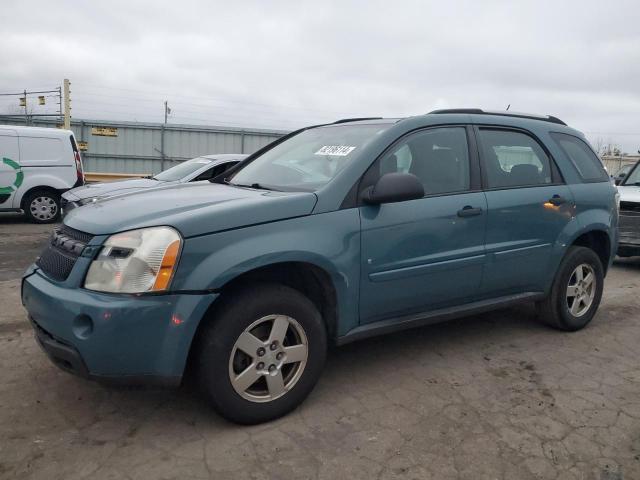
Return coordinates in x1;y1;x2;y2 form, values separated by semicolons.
315;146;356;156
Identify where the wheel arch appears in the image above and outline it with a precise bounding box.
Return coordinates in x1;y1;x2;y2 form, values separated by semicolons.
184;260;340;379
19;185;63;210
569;229;612;274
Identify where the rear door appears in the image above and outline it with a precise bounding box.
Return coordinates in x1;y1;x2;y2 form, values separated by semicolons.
359;126;487;324
476;127;574;296
0;130;21;210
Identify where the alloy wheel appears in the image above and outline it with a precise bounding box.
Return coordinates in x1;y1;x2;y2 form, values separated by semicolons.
566;263;596;317
228;315;308;403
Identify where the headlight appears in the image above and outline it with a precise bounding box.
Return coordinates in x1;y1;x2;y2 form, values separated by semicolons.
84;226;182;293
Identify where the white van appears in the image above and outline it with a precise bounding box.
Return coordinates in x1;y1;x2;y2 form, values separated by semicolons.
0;125;84;223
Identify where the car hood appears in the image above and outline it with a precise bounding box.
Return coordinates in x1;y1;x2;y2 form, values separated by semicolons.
63;178;167;201
618;185;640;203
64;182;318;237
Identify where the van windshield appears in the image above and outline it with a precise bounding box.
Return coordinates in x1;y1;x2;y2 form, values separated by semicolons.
228;124;390;191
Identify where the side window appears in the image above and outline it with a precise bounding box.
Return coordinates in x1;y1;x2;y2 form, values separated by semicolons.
376;127;471;195
478;129;553;188
192;162;239;181
550;133;608;182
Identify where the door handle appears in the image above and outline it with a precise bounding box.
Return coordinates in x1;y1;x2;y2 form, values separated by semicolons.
457;206;483;217
548;195;567;206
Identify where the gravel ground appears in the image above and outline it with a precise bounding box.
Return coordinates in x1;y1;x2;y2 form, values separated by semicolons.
1;213;639;480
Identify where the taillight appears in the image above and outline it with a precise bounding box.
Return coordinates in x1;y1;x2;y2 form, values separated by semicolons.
74;150;85;184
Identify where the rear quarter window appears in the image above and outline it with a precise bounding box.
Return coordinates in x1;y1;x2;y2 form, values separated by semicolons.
550;133;609;182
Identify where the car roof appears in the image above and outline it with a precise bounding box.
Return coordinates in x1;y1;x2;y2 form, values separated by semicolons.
314;110;581;140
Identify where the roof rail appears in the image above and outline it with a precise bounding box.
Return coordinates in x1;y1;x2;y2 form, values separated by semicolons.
428;108;567;126
333;117;383;124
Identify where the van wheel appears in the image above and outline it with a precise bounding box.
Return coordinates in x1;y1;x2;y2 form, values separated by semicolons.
196;283;327;424
23;190;60;223
537;246;604;331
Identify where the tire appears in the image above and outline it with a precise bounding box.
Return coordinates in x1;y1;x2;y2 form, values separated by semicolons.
196;283;327;424
537;246;604;331
23;190;61;224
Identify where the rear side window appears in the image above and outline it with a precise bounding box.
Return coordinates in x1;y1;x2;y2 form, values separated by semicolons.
478;129;553;188
550;133;608;182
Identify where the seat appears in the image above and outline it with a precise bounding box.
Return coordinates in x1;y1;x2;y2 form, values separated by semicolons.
509;164;540;185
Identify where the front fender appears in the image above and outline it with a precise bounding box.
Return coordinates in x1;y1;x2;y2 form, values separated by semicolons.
172;209;362;336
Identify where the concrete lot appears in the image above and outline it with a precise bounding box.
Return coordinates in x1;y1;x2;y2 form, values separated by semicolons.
1;214;639;480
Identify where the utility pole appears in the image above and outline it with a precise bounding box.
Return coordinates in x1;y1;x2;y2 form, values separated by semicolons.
23;89;28;124
161;100;170;172
63;79;71;129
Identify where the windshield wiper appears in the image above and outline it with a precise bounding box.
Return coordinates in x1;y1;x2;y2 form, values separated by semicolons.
227;181;280;191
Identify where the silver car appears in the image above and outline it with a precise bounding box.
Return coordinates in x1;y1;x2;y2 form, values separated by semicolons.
61;154;246;215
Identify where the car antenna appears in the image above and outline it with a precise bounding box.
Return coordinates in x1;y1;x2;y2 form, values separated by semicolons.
506;104;511;111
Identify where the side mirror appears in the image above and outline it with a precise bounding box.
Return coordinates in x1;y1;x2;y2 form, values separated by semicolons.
362;172;424;205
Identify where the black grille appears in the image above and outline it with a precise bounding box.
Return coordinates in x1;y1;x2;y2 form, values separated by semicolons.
36;225;93;281
620;201;640;213
58;225;93;244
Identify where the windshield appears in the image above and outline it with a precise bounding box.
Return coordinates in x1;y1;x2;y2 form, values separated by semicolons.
622;163;640;185
154;157;211;181
229;124;390;191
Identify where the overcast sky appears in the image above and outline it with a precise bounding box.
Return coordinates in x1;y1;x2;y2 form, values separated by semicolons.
1;0;639;152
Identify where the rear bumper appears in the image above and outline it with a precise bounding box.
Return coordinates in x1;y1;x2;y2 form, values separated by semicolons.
22;267;217;384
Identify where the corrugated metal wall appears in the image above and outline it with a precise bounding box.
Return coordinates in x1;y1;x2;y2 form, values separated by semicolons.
0;116;287;174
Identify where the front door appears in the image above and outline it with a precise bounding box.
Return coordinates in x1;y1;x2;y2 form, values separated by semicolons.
359;126;487;324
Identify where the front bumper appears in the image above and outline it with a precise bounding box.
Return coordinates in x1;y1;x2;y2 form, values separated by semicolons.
618;209;640;257
22;267;217;385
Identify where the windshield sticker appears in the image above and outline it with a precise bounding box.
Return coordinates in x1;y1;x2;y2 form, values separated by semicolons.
315;146;356;156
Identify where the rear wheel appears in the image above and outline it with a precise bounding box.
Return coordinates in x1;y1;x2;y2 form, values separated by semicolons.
537;246;604;331
196;283;327;424
23;190;60;223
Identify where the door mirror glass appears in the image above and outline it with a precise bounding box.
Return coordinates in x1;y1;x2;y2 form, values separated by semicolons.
362;172;424;205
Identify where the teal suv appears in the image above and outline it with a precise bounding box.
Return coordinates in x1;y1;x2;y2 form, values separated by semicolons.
22;109;618;423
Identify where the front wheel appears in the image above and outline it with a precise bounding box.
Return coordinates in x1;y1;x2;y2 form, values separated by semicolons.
537;246;604;331
196;283;327;424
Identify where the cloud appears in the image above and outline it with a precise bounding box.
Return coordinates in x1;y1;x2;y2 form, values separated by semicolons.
1;0;639;151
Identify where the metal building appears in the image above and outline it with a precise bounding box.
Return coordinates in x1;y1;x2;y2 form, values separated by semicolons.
0;116;287;174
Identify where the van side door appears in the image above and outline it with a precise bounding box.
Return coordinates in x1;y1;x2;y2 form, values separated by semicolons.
476;127;574;296
359;126;487;324
0;130;21;210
